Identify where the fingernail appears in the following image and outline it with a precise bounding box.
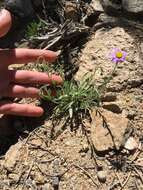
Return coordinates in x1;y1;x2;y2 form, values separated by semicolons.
56;50;61;56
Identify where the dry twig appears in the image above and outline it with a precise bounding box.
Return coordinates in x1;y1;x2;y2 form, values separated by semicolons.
121;171;132;190
114;171;122;188
133;167;143;184
73;164;98;187
114;170;132;190
22;158;37;190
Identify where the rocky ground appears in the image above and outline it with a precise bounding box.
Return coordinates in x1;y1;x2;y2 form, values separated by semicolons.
0;0;143;190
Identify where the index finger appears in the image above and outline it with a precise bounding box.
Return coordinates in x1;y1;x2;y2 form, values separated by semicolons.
0;101;44;117
0;48;59;65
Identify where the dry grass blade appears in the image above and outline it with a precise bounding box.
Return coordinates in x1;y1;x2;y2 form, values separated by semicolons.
121;171;132;190
133;167;143;184
73;164;98;187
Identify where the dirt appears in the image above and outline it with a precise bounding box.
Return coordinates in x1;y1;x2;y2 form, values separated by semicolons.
0;4;143;190
76;25;143;133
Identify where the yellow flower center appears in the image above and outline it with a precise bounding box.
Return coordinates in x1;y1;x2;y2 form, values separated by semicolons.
116;52;123;58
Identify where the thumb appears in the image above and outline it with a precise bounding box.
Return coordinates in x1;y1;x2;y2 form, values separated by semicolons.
0;9;12;37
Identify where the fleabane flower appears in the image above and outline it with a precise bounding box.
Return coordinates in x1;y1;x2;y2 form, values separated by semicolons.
110;48;127;63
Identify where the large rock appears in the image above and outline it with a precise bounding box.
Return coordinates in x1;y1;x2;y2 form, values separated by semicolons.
90;109;129;152
5;0;34;19
101;0;143;18
122;0;143;15
101;0;122;15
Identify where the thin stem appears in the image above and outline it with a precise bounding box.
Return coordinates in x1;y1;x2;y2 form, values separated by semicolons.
99;63;118;91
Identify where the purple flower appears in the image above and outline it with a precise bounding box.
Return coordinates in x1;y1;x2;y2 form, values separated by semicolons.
110;48;127;63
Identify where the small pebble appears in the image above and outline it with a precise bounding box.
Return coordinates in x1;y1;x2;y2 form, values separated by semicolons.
42;183;52;190
97;170;106;183
127;110;137;120
124;137;138;151
8;173;19;182
80;152;86;157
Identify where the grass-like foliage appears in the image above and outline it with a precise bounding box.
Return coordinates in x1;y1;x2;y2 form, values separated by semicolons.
40;73;101;120
25;21;45;38
38;49;122;128
39;61;119;127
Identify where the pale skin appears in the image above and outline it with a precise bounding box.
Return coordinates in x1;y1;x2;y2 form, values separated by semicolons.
0;9;63;117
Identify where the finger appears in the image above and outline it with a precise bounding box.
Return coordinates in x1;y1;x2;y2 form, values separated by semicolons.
0;49;58;66
0;101;43;117
1;84;39;98
9;70;63;85
0;9;12;37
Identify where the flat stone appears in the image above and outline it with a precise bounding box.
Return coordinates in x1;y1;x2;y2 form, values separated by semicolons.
90;109;129;152
31;139;42;147
4;142;22;172
101;92;117;102
91;0;104;13
127;78;143;88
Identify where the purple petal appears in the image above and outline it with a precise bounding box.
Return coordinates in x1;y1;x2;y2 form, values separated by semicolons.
122;51;127;58
120;57;126;62
113;48;120;53
112;57;118;63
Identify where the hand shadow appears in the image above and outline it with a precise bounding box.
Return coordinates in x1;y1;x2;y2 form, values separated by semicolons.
0;100;54;156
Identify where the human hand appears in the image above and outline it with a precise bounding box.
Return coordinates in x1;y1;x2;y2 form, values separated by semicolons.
0;9;63;117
